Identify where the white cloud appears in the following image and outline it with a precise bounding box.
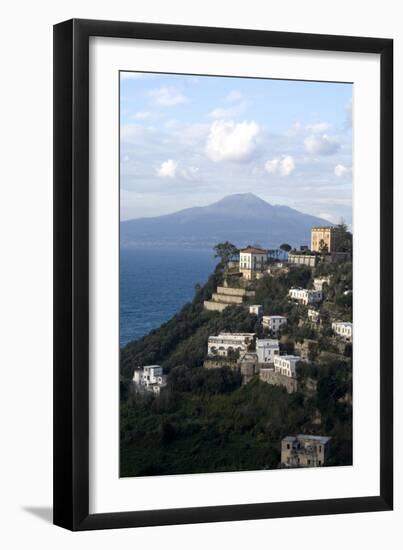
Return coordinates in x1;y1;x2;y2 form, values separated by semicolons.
304;134;340;155
208;103;246;119
225;90;243;102
334;163;351;177
205;120;260;163
157;159;178;178
149;87;188;106
265;155;295;177
306;122;331;133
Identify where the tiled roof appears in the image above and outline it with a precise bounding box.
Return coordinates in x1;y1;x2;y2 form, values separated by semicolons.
240;247;267;254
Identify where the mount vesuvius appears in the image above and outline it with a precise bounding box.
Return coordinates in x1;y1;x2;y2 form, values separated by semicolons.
120;193;333;249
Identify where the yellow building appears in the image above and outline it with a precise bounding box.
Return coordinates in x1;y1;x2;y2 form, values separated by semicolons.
311;226;337;253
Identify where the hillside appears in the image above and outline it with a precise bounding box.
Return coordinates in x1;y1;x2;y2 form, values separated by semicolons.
120;193;332;249
120;258;352;477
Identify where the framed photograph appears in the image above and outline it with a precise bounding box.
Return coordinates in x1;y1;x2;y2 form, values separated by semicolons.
53;19;393;530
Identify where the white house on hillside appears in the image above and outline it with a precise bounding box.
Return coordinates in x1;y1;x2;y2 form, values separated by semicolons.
332;321;353;342
289;288;323;305
274;355;300;378
239;247;267;280
262;315;287;334
207;332;256;357
256;338;280;364
133;365;167;395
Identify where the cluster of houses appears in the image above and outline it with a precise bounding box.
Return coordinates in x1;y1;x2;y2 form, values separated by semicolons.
204;330;300;391
131;226;352;468
230;226;351;282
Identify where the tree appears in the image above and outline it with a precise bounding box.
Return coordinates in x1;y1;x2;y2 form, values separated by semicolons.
334;220;352;253
279;243;292;252
213;242;239;266
319;239;329;257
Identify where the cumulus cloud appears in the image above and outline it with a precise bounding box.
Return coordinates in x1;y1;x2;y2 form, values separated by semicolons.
225;90;243;102
205;120;259;163
157;159;178;177
208;103;246;119
304;134;340;155
265;155;295;177
149;87;188;106
334;163;351;177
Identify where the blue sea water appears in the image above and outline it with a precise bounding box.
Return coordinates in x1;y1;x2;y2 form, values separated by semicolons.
120;247;216;347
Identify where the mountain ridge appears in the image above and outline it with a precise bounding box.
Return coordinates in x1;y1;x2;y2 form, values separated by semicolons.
120;193;333;249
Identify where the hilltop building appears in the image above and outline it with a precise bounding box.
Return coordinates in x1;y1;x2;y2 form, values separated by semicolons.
281;435;331;467
256;338;280;364
311;226;337;253
239;247;267;280
207;332;255;357
274;355;300;378
332;321;353;342
262;315;287;334
289;288;323;305
132;365;167;395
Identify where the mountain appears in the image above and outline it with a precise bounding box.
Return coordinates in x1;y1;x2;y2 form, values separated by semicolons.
120;193;333;249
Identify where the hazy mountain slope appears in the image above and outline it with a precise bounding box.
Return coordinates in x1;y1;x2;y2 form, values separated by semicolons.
120;193;332;249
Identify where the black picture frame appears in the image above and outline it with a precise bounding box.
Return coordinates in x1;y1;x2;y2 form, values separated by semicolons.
53;18;393;531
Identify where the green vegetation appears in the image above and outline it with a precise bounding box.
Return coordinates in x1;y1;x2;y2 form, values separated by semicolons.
213;241;239;265
120;241;353;477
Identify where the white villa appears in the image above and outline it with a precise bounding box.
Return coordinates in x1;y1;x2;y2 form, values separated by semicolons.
207;332;256;357
239;247;267;280
132;365;167;395
249;304;263;317
262;315;287;334
274;355;300;378
288;288;323;305
332;321;353;342
256;338;280;364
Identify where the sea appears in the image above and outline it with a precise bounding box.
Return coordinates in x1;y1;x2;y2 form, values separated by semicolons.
120;247;216;348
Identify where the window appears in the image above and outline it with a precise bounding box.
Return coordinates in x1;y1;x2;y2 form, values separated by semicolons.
287;444;290;450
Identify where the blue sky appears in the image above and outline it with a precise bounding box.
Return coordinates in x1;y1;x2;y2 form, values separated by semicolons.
120;71;352;224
